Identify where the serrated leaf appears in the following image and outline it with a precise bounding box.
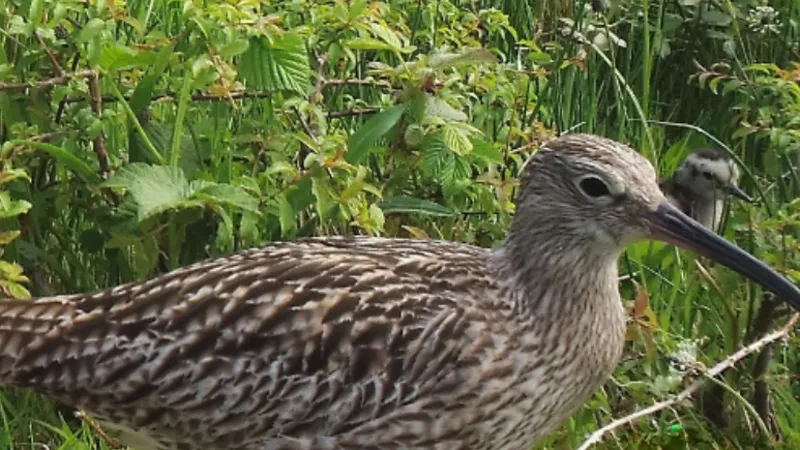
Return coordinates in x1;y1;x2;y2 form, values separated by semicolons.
442;124;472;154
426;96;468;122
192;183;262;215
240;33;310;94
379;195;457;217
103;163;197;222
345;105;405;164
472;139;504;163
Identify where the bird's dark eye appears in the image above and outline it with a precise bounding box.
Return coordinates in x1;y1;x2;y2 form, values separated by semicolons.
579;176;611;198
702;171;713;180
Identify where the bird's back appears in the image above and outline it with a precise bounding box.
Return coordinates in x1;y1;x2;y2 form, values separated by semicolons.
1;236;536;450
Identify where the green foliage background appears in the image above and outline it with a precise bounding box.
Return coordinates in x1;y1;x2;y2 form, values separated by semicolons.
0;0;799;449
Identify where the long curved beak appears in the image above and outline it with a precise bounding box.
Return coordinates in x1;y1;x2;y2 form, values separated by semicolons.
727;183;754;203
647;201;800;311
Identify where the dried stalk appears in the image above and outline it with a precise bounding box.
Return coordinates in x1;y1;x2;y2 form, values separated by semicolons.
576;313;799;450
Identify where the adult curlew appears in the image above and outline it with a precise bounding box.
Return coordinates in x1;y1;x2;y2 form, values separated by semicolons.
1;134;798;450
659;148;753;231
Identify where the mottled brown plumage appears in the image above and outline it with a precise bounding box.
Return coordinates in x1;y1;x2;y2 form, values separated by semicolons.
1;134;798;450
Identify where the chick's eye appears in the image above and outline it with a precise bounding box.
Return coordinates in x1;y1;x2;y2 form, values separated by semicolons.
702;171;713;180
579;176;611;198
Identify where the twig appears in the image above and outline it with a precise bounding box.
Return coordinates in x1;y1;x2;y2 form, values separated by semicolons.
35;32;64;75
75;409;123;448
321;77;395;90
86;71;110;178
0;69;95;92
576;313;800;450
327;108;380;119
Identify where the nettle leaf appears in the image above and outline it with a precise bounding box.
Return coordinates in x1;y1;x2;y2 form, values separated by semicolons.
240;33;310;94
346;104;405;163
103;163;197;222
420;132;470;186
426;96;468;122
441;123;473;154
472;138;504;163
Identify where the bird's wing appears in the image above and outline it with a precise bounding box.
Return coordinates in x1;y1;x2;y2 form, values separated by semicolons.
0;236;499;444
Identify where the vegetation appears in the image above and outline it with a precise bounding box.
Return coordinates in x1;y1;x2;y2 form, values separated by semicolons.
0;0;798;448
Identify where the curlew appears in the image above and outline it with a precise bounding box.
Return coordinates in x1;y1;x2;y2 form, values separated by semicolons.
1;134;798;450
659;148;753;231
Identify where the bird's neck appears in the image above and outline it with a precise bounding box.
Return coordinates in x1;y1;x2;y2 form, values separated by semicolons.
694;198;725;231
490;231;623;317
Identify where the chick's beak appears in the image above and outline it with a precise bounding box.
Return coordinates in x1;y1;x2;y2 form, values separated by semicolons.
646;201;800;311
727;184;754;203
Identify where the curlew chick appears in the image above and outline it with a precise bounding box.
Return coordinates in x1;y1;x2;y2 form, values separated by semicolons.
659;148;753;231
1;134;798;450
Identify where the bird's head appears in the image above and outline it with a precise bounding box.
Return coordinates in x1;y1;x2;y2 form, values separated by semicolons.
673;149;752;203
507;133;799;310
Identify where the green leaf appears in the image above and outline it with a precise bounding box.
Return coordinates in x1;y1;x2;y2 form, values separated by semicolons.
214;207;234;252
441;123;473;154
428;48;497;70
29;0;44;28
80;18;106;43
379;195;458;217
0;193;32;219
103;163;197;222
277;194;297;237
240;33;310;93
99;45;155;71
6;140;98;182
343;38;398;52
0;230;21;245
0;280;30;299
0;168;31;185
346;105;405;163
219;38;250;58
129;44;174;114
700;10;732;27
472;138;504;163
239;210;261;246
191;183;262;215
132;236;159;279
426;96;468;122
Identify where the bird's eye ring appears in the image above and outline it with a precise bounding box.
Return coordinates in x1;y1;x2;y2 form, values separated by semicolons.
578;176;612;198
